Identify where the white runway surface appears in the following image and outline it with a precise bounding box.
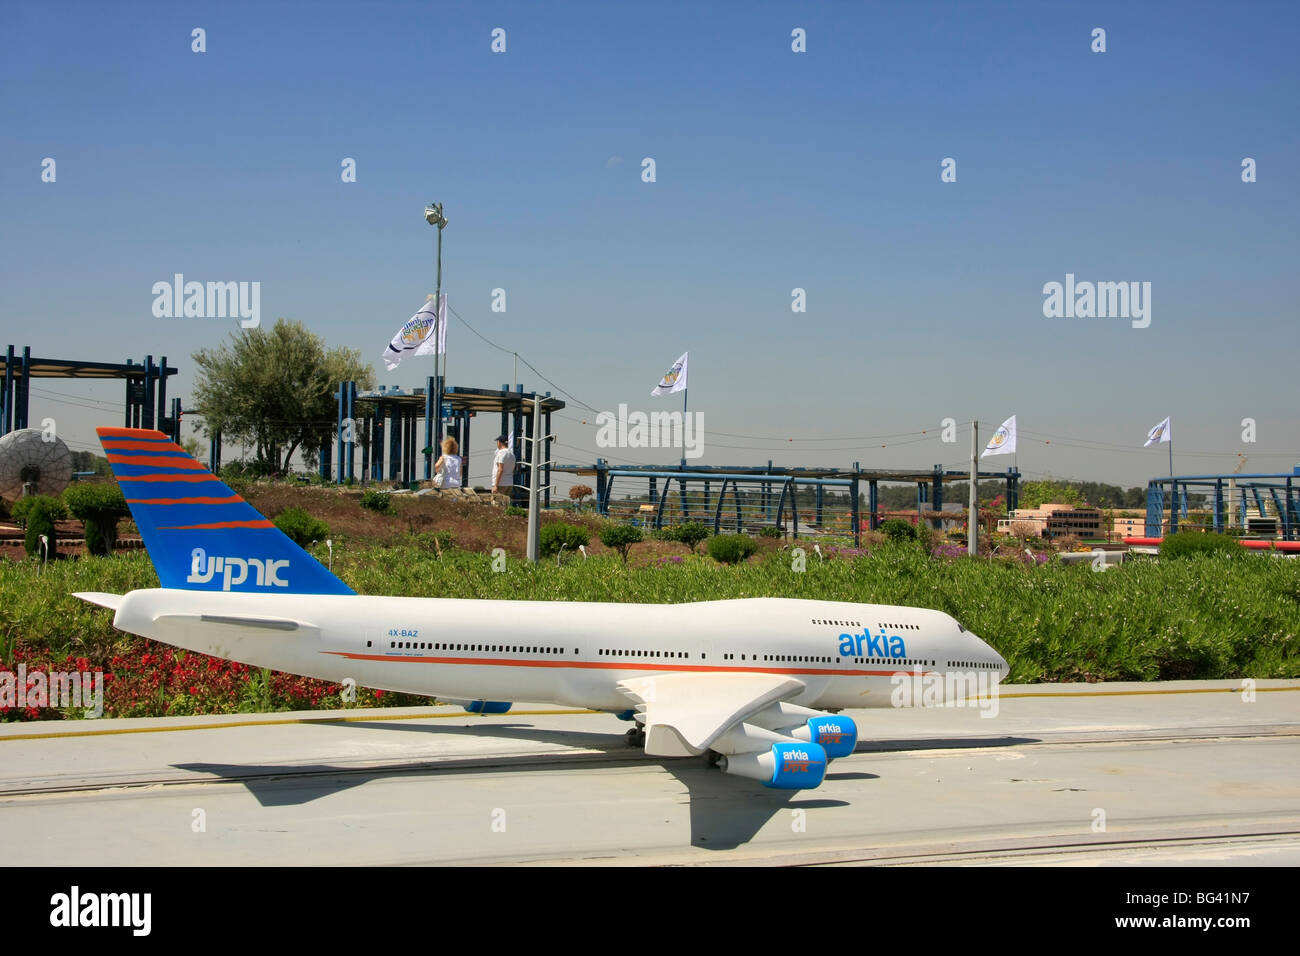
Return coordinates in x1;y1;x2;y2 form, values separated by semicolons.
3;680;1298;866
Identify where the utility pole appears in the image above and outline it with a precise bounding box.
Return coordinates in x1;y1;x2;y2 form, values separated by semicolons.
968;419;979;557
526;395;543;562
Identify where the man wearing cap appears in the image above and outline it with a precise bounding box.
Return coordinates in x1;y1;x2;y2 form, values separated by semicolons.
492;435;516;500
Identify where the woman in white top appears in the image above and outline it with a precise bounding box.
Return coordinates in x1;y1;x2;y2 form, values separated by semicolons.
433;436;463;489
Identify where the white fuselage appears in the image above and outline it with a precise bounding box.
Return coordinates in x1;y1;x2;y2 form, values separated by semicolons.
109;589;1009;712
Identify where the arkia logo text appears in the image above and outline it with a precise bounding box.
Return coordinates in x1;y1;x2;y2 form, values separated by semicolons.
188;551;290;590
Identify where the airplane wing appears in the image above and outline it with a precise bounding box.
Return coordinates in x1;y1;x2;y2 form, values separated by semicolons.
617;672;806;757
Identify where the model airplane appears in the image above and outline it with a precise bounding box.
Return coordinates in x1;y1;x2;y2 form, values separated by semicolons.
76;427;1008;791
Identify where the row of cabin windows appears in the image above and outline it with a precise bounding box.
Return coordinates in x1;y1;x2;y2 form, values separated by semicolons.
597;649;692;658
854;658;935;666
878;622;921;630
389;642;575;654
949;661;999;669
811;618;861;627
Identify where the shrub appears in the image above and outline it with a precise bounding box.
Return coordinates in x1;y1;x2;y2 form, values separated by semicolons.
63;483;129;556
879;518;917;542
758;526;783;539
599;524;643;564
540;522;590;557
273;507;330;546
359;489;392;513
505;506;527;517
708;533;758;564
664;521;711;553
19;496;64;560
1160;531;1243;560
11;494;68;526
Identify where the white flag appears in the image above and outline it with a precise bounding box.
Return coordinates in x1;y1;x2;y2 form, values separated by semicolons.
1144;416;1172;447
651;352;688;396
981;415;1017;458
382;294;446;371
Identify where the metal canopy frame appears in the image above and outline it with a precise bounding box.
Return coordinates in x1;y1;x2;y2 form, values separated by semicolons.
1;344;181;441
1146;472;1300;540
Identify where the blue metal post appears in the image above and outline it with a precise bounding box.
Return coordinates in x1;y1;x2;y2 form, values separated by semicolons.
868;479;878;531
1145;482;1164;537
361;416;370;484
851;463;861;547
1214;479;1224;533
388;403;401;481
17;346;30;430
1;345;12;436
335;383;345;484
156;356;168;435
346;381;356;483
931;466;943;528
142;355;156;430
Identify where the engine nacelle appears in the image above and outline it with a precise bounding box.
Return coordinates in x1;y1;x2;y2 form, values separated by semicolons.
463;700;512;715
747;702;858;759
790;715;857;759
719;741;828;790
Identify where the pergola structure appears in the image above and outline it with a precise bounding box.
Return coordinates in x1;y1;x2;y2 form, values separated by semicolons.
551;460;1021;547
1;344;181;440
326;378;565;499
1147;471;1300;540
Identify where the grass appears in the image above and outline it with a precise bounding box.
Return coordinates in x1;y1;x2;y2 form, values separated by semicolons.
3;542;1298;686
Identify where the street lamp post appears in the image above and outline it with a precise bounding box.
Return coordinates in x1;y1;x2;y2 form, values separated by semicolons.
424;202;447;471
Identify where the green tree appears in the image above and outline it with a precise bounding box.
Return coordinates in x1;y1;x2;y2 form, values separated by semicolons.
192;319;374;474
1017;480;1084;510
63;484;129;556
599;524;643;564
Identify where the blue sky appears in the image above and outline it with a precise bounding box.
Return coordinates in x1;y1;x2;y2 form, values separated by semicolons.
2;0;1297;488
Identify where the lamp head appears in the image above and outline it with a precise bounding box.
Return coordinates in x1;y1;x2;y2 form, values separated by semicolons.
424;203;447;228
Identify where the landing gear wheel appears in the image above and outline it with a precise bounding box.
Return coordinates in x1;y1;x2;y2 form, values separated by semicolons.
626;726;646;748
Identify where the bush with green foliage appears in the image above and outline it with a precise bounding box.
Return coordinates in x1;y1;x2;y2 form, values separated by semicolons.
708;533;758;564
879;518;918;542
11;494;68;526
599;524;643;564
273;507;330;546
1160;531;1244;560
505;506;528;517
661;521;712;553
540;522;590;557
15;495;66;560
63;483;129;556
359;490;393;513
758;526;783;539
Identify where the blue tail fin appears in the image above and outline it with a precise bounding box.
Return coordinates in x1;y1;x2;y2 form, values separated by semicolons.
98;427;353;596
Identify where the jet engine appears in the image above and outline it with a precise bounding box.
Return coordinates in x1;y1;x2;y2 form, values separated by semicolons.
746;701;858;759
711;720;828;789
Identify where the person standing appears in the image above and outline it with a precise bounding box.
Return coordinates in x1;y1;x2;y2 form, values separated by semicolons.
492;435;516;501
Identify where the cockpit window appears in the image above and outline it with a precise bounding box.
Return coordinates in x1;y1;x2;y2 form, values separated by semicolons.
957;623;966;633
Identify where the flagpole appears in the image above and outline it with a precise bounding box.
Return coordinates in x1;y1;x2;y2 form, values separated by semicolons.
681;387;688;467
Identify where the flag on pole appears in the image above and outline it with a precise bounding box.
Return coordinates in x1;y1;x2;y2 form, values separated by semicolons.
651;352;688;396
382;294;446;371
1144;416;1172;447
981;415;1017;458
